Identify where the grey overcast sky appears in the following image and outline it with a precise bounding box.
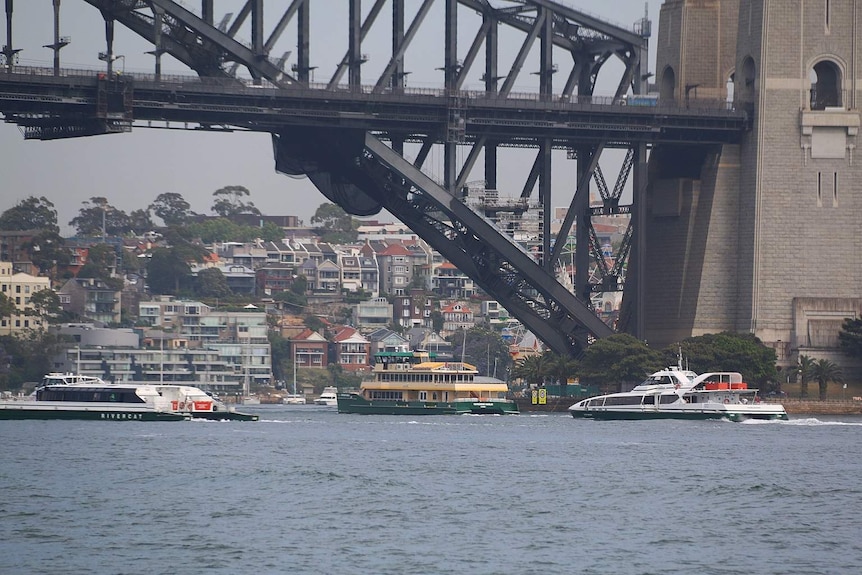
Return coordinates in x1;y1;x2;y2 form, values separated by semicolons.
1;1;656;234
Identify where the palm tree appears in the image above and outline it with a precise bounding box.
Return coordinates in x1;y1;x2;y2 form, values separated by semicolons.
798;355;816;399
546;353;578;396
810;359;843;401
512;355;544;386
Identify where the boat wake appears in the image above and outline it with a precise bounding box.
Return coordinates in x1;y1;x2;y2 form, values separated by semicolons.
742;417;862;426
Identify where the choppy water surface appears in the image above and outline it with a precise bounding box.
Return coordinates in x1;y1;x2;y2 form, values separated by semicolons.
2;407;861;575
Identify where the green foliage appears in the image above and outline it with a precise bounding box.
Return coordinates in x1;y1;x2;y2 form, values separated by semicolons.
798;355;815;399
211;185;260;219
810;358;843;401
304;315;325;334
149;192;193;226
512;354;551;385
310;203;358;243
578;333;665;390
146;247;193;295
291;275;308;295
185;218;281;243
268;332;292;382
195;267;232;298
430;310;443;333
26;230;69;276
0;332;72;390
670;332;778;386
838;317;862;358
273;290;307;314
449;326;511;377
26;289;63;324
69;197;131;237
0;292;16;319
128;209;156;233
0;196;59;233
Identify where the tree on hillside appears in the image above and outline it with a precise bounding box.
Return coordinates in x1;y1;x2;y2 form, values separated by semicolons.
810;358;843;401
211;185;261;220
129;208;156;233
838;317;862;358
578;333;664;392
311;203;358;243
150;192;194;226
195;267;232;298
0;292;16;321
26;289;64;325
0;196;59;233
26;230;70;277
69;197;130;237
146;247;193;295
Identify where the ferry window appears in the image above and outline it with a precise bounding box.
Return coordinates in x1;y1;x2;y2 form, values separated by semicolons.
660;395;679;404
643;396;655;406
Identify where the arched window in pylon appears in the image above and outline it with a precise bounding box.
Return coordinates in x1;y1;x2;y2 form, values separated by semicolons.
810;60;842;110
659;66;676;102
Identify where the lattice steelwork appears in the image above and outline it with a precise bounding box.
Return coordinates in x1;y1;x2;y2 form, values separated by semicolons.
0;1;749;356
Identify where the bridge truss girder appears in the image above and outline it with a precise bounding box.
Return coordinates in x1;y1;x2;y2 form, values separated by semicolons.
36;0;655;355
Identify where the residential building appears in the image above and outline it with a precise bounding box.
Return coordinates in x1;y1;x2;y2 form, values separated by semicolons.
441;301;475;335
366;328;409;356
433;262;475;298
57;277;122;325
353;297;393;330
291;329;329;369
0;261;52;336
377;243;413;295
332;326;370;372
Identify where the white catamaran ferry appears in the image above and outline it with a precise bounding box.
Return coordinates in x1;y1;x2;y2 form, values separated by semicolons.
569;364;788;422
0;373;258;421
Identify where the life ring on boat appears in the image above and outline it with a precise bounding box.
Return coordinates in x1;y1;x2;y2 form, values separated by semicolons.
723;398;730;404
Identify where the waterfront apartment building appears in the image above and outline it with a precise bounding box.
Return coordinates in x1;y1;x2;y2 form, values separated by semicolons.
0;261;52;336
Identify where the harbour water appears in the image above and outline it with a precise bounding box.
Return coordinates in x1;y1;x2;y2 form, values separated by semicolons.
2;406;861;575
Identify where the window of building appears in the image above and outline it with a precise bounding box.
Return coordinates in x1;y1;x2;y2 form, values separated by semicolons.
810;60;842;110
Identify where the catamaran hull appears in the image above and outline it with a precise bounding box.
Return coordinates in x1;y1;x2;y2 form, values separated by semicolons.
188;410;259;421
0;404;188;421
337;394;519;415
570;408;788;422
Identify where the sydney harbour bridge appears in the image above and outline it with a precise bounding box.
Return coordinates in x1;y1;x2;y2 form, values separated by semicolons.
0;0;748;357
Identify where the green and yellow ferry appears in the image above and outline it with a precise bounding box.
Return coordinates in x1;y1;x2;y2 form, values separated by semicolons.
337;351;519;415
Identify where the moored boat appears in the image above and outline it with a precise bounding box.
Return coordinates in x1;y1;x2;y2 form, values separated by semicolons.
0;373;258;422
568;364;788;422
314;386;339;406
337;351;519;415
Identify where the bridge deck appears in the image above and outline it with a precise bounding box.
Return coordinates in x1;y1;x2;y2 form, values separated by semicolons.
0;67;748;145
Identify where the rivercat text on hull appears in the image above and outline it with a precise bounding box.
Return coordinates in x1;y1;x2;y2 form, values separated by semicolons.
0;373;258;421
337;351;518;415
569;366;788;422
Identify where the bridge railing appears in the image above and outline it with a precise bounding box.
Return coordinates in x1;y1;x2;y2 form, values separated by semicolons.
3;65;740;116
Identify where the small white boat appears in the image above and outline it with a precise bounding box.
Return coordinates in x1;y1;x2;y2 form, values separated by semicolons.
241;396;261;405
314;387;338;406
568;363;787;422
283;394;307;405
